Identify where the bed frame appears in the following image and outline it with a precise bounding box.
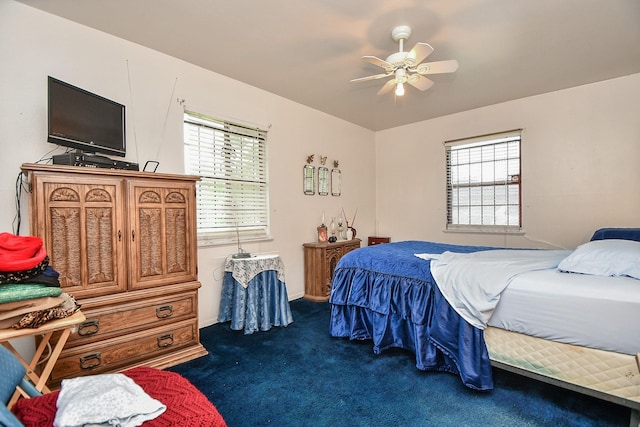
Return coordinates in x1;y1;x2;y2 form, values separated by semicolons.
485;326;640;427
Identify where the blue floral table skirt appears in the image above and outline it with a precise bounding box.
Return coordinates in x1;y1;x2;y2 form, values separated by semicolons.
219;270;293;334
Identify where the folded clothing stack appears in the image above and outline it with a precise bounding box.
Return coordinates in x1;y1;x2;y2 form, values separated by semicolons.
0;232;57;286
0;232;79;329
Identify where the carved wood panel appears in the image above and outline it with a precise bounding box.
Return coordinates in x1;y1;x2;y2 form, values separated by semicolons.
129;181;196;289
41;180;124;298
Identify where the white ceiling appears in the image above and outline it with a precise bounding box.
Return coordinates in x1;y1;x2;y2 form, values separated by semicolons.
16;0;640;131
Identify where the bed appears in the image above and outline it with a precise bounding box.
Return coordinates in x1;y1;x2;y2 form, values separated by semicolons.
329;228;640;426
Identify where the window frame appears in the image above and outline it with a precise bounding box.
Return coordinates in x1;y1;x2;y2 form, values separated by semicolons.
444;129;522;234
183;110;270;246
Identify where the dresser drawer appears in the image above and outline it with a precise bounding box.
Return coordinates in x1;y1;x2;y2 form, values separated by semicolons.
368;237;390;246
65;291;197;346
50;319;199;385
343;242;360;254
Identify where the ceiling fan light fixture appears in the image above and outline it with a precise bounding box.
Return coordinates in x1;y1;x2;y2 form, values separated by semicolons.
395;68;407;96
395;68;407;83
351;25;458;98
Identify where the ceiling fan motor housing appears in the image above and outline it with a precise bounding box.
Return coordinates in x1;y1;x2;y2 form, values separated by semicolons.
386;51;409;68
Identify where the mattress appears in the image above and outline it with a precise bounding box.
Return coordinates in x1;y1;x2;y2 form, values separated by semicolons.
487;269;640;355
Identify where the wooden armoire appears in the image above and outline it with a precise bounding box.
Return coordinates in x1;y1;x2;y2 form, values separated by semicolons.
21;163;207;388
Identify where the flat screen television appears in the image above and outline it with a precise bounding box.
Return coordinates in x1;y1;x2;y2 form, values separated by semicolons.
48;76;126;157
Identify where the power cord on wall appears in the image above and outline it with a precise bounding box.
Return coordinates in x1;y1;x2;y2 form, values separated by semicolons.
521;233;568;250
13;171;26;235
13;147;61;235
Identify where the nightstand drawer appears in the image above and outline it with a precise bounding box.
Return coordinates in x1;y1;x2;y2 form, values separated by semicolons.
368;237;390;246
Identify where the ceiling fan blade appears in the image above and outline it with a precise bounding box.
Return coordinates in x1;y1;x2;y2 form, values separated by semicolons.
407;74;434;91
404;42;434;67
350;72;392;83
377;79;397;95
363;55;393;71
411;59;459;75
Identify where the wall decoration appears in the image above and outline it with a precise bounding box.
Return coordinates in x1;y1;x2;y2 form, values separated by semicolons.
331;160;341;196
305;156;342;196
304;155;315;195
318;167;329;195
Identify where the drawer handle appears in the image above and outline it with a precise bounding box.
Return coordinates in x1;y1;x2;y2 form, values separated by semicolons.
156;305;174;319
157;334;174;348
78;319;100;336
80;353;102;369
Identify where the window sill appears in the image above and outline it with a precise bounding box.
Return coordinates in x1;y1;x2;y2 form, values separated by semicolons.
197;235;273;249
443;226;524;236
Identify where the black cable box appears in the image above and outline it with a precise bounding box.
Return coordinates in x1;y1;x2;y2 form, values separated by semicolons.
53;153;139;171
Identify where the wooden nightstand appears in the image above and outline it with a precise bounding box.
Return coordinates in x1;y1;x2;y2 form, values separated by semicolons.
303;239;361;301
368;237;391;246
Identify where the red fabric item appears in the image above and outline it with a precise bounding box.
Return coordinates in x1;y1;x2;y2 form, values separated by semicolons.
0;233;47;272
12;367;227;427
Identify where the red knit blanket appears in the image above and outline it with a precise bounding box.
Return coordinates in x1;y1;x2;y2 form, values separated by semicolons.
12;367;226;427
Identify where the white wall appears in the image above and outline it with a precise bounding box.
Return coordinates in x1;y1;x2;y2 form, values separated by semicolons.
375;73;640;249
0;1;376;330
2;0;639;336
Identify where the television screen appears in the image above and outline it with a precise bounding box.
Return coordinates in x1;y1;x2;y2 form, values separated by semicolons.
48;76;126;157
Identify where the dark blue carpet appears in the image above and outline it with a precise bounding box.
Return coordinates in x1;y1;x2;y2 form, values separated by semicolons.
169;299;629;426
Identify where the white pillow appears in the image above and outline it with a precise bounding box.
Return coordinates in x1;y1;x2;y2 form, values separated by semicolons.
558;239;640;280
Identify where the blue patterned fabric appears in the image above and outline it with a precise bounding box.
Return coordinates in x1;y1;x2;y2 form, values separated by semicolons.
329;240;497;391
1;345;28;426
0;404;23;427
0;346;27;405
219;270;294;334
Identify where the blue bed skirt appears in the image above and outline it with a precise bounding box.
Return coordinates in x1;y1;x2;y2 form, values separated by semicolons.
329;241;495;391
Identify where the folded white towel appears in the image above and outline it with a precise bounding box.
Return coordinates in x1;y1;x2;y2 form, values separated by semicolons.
54;373;166;427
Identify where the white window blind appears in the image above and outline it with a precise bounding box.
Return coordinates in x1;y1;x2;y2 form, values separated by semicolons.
445;129;522;232
184;111;269;244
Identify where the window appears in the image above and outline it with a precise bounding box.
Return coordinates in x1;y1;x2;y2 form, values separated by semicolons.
445;129;522;232
184;111;269;245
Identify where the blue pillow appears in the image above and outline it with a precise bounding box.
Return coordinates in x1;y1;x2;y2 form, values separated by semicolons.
558;239;640;280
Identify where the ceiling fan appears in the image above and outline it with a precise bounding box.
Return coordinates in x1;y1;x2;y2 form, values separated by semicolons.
351;25;459;97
